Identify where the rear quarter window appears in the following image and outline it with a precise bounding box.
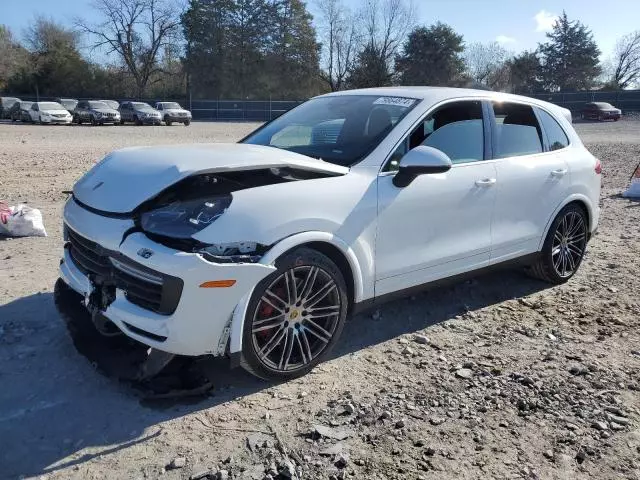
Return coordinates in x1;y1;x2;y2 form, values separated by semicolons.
537;109;569;151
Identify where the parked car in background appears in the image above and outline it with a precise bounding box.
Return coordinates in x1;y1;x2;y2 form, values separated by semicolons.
55;87;601;381
100;99;120;110
154;101;192;126
118;101;162;125
581;102;621;121
1;97;21;119
29;102;73;124
74;100;121;125
9;101;33;122
55;98;79;115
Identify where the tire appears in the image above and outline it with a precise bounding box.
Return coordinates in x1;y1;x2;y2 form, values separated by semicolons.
134;116;142;126
91;116;98;126
184;119;191;126
528;204;588;284
164;116;172;126
240;247;349;381
120;118;125;125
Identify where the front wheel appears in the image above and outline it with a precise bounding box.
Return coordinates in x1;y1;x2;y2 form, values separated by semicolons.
134;116;142;126
184;119;191;126
528;204;588;284
241;247;349;381
164;116;172;126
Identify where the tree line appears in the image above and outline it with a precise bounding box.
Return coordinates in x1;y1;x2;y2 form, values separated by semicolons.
1;0;639;100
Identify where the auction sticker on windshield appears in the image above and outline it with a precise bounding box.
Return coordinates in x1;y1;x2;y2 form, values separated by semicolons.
373;96;417;107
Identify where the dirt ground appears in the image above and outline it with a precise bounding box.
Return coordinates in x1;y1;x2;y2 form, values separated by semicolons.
0;120;639;480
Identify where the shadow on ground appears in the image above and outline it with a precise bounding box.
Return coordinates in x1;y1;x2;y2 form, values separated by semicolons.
0;269;547;477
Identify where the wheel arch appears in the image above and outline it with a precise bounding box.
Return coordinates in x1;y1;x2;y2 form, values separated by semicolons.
227;231;369;360
538;195;593;250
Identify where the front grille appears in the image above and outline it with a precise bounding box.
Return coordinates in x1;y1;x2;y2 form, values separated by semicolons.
52;113;67;118
65;226;183;315
105;112;116;118
66;227;111;276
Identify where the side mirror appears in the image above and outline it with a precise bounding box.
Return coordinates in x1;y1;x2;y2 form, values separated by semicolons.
392;146;452;188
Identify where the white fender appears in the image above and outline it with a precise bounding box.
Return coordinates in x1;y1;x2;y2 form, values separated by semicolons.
228;231;370;356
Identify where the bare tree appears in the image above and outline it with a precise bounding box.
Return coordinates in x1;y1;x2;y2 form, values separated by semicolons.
77;0;181;97
610;31;640;89
360;0;414;68
464;42;512;90
316;0;359;91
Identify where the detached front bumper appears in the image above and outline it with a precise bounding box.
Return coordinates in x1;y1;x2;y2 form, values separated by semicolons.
58;199;275;356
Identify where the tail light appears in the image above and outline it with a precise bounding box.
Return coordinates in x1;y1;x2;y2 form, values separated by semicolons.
594;158;602;175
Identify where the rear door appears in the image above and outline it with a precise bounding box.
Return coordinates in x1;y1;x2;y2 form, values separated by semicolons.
489;101;571;264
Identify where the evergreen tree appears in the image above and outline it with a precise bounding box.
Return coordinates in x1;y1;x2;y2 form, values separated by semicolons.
346;44;391;88
507;50;543;94
538;11;601;91
395;23;465;86
265;0;321;99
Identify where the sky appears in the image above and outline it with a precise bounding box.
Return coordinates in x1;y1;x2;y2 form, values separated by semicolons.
2;0;636;61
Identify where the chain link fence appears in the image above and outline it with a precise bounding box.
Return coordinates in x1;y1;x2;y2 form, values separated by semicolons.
527;90;640;113
6;90;640;121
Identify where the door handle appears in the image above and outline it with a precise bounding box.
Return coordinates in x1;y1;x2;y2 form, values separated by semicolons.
551;168;568;177
475;178;497;187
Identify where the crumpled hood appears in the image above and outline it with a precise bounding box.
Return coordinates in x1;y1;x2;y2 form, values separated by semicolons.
73;143;349;214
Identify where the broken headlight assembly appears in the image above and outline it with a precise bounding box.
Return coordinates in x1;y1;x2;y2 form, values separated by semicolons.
139;194;266;263
139;195;232;239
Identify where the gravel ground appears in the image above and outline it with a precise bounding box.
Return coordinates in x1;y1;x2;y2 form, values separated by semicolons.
0;120;639;480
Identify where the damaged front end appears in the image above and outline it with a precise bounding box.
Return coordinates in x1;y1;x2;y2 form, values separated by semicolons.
59;163;344;391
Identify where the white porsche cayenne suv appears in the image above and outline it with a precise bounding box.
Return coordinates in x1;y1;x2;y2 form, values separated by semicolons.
55;87;601;380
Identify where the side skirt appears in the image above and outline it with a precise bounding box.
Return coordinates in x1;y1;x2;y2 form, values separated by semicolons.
352;252;541;316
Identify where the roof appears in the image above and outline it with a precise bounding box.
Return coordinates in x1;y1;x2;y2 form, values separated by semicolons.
319;86;571;121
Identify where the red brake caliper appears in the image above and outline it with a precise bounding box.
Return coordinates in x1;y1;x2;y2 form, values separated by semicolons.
256;286;286;339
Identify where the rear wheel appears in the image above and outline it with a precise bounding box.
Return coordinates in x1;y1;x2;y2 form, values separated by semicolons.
528;204;588;284
241;247;348;381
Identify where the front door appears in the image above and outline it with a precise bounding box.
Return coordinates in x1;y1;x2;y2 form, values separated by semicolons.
375;100;497;296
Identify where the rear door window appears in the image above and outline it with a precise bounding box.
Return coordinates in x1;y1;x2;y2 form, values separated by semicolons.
492;102;543;158
536;108;569;151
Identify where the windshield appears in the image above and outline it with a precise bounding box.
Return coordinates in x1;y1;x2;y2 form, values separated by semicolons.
161;102;182;109
40;102;64;111
242;95;419;166
88;101;109;109
20;102;33;108
132;102;153;110
594;102;614;109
